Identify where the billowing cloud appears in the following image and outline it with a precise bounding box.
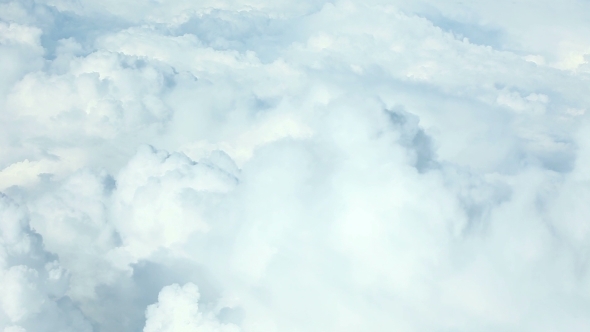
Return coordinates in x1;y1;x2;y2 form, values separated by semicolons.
1;0;590;331
0;194;93;331
144;283;239;332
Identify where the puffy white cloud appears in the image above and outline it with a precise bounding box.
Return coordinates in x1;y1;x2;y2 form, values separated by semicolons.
110;145;238;260
1;0;590;331
144;283;239;332
0;195;93;331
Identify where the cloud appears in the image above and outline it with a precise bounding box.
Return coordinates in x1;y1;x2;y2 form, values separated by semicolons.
1;0;590;331
0;194;93;331
144;283;239;332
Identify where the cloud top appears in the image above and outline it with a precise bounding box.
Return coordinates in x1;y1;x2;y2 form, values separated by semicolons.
1;0;590;331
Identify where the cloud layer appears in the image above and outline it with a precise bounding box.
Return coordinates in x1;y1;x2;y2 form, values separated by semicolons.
1;0;590;331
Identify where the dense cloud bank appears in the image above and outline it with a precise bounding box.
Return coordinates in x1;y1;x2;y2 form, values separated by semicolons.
2;0;590;331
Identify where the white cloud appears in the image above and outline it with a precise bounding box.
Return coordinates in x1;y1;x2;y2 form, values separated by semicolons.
0;195;93;331
1;0;590;331
144;283;239;332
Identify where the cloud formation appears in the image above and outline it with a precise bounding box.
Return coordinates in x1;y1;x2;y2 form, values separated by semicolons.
144;283;239;332
1;0;590;331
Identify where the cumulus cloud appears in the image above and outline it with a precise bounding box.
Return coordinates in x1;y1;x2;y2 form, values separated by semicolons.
144;283;239;332
1;0;590;331
0;195;93;332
